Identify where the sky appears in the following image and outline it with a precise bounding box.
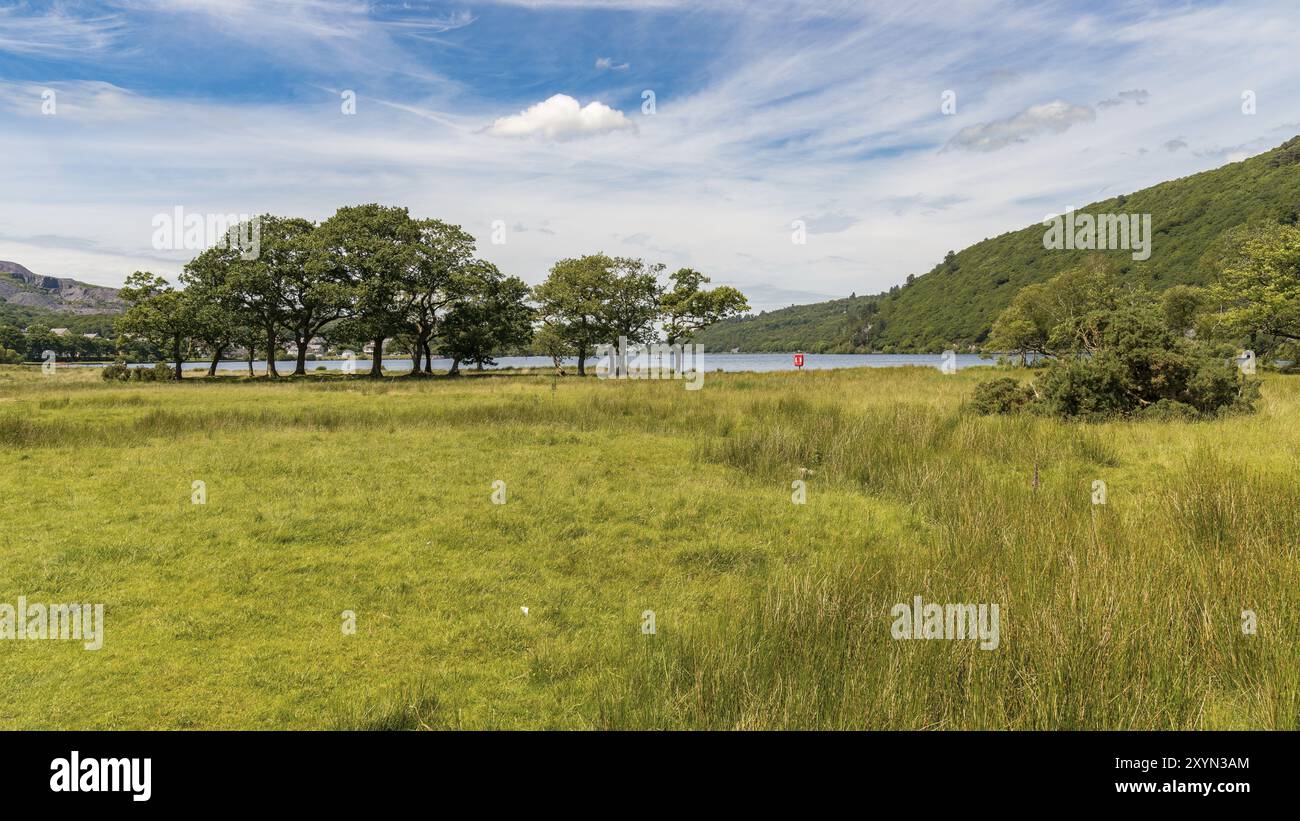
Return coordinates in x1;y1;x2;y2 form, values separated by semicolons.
1;0;1298;311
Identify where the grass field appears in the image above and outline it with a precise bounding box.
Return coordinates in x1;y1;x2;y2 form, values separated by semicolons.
0;364;1295;729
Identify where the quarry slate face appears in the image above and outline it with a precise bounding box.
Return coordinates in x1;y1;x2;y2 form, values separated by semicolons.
0;261;124;315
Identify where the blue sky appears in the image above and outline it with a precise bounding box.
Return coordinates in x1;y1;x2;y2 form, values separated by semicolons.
1;0;1298;310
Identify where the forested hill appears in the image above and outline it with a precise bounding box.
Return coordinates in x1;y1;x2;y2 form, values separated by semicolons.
696;134;1300;353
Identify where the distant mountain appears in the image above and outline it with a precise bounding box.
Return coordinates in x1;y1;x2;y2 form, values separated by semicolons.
0;261;124;316
696;134;1300;353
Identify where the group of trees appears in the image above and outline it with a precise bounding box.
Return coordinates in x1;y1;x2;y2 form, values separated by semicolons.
531;254;748;375
976;221;1299;419
115;205;749;380
0;322;122;364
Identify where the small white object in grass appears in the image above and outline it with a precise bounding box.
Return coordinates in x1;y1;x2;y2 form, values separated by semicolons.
521;606;529;616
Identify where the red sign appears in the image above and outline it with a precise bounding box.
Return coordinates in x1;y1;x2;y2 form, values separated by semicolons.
793;353;805;368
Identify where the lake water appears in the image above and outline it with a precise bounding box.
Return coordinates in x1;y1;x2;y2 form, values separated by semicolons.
130;353;1001;373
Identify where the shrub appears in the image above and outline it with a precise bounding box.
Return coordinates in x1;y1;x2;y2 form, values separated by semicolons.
1033;302;1259;420
1034;356;1130;419
1138;399;1200;422
0;348;22;365
101;362;132;381
128;362;175;382
970;377;1035;415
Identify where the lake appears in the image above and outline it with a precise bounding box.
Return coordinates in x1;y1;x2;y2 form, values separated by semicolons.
122;353;1003;373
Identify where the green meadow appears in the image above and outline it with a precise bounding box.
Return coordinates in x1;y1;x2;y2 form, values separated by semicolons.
0;364;1295;729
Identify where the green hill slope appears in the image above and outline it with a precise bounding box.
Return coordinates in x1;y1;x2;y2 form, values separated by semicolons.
697;135;1300;353
684;295;878;353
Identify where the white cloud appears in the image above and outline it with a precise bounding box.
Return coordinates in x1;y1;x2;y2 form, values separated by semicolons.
487;94;634;140
4;0;1300;312
944;101;1097;153
385;10;478;39
0;6;124;57
795;212;860;235
595;57;629;70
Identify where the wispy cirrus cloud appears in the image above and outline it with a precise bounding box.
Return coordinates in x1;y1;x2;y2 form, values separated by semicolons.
2;0;1300;310
0;5;125;57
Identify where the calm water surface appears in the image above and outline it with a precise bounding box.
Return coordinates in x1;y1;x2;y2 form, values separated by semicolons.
129;353;1000;373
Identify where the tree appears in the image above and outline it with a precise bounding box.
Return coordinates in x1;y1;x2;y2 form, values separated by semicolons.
986;256;1118;362
599;257;663;376
987;282;1052;364
439;263;534;373
660;268;749;346
1204;222;1300;346
1159;284;1205;337
228;321;263;378
117;272;192;380
223;215;315;378
181;244;245;376
607;257;664;341
532;254;619;376
404;219;477;375
272;223;352;376
0;324;24;354
315;205;421;378
532;323;571;375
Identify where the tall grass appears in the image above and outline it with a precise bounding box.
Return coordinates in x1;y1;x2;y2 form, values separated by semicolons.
0;365;1294;729
601;378;1299;729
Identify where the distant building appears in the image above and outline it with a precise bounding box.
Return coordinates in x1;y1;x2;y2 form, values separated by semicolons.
287;337;329;358
50;328;71;336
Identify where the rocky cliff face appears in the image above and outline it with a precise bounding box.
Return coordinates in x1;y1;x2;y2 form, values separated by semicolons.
0;261;124;315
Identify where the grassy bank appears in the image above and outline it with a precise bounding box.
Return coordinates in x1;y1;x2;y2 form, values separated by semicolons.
0;365;1294;728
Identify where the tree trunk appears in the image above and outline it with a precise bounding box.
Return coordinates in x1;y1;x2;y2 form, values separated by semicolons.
172;335;183;381
449;356;461;376
294;333;309;376
266;328;279;378
423;341;433;374
246;346;255;378
369;338;384;378
577;347;587;376
207;344;225;377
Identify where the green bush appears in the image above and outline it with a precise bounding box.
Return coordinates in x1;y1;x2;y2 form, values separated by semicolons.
1138;399;1200;422
985;301;1259;421
101;362;132;381
127;362;175;382
970;377;1035;415
0;348;23;365
1035;355;1131;419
